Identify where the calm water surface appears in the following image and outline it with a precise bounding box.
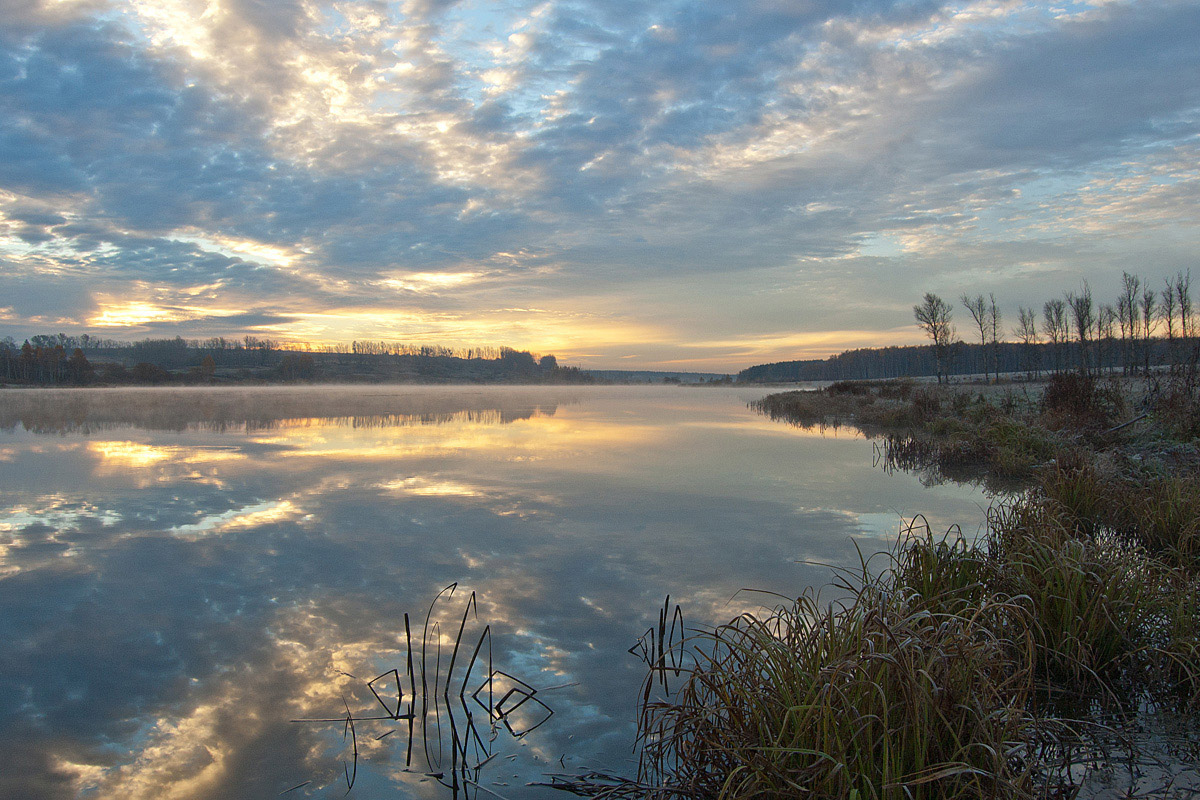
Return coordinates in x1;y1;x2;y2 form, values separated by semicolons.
0;385;991;799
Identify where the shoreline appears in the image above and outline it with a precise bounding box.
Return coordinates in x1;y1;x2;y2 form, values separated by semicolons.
623;371;1200;798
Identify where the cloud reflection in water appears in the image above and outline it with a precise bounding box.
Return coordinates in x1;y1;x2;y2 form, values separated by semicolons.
0;386;990;798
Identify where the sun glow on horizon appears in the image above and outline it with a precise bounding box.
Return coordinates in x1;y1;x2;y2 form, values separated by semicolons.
78;296;930;370
675;327;927;361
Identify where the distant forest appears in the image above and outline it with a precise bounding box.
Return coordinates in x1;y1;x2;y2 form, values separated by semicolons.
742;272;1197;384
737;338;1196;383
0;334;597;386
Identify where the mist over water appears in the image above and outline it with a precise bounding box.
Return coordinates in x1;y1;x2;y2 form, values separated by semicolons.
0;385;991;798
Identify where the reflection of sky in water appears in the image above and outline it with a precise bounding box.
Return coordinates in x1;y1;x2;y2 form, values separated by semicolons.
0;386;992;798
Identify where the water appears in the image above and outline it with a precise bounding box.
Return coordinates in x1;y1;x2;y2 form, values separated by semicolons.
0;385;991;799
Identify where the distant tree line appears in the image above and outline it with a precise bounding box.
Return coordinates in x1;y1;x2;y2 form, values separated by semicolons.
739;270;1196;384
0;340;95;384
0;335;593;386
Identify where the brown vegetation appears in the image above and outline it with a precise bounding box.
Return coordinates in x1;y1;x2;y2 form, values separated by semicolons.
598;370;1200;799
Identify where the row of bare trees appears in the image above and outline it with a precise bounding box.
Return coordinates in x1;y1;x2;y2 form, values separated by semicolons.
915;270;1195;383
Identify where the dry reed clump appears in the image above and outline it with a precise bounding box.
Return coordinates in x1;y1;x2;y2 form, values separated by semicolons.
633;504;1200;800
1035;452;1112;536
637;529;1045;800
639;595;1040;800
1121;472;1200;566
988;503;1163;687
1145;364;1200;439
1159;575;1200;707
1036;455;1200;569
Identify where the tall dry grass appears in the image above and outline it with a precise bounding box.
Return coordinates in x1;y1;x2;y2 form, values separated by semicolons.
632;503;1200;799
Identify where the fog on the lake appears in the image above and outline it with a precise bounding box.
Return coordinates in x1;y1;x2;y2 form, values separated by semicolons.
0;385;992;799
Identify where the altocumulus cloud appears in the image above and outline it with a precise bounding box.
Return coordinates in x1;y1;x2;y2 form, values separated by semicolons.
1;0;1197;369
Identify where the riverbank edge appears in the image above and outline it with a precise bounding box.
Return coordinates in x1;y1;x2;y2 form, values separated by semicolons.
620;372;1200;799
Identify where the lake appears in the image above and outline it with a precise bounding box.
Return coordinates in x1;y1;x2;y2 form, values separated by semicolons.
0;385;992;799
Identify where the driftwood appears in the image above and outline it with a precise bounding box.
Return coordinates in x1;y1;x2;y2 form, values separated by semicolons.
1101;412;1150;436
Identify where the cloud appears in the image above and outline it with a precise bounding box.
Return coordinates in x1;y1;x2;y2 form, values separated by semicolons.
0;273;96;320
0;0;1196;368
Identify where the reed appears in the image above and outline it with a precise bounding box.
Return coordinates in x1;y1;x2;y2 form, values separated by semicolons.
988;504;1161;687
620;377;1200;799
637;521;1047;800
632;501;1200;799
640;591;1039;799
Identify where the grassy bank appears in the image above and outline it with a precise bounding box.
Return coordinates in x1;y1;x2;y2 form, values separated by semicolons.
619;371;1200;799
756;372;1198;484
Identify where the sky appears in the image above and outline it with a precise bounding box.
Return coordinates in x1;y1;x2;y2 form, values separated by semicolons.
1;0;1198;371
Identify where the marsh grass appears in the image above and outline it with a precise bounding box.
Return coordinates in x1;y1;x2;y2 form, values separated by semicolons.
639;585;1040;799
629;503;1200;799
991;510;1163;689
1146;363;1200;440
1131;474;1200;565
755;384;1064;486
1036;457;1200;570
617;378;1200;799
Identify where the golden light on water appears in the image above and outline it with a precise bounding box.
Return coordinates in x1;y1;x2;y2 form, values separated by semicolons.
89;441;175;467
250;410;661;460
378;476;484;497
88;442;247;468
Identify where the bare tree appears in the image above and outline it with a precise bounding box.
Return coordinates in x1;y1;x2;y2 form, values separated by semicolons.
1097;304;1116;374
961;294;989;381
914;293;955;384
1162;278;1177;361
1042;299;1068;374
1015;306;1040;377
1119;273;1140;374
1140;287;1157;376
1117;295;1132;373
988;293;1002;382
1174;269;1193;341
1066;283;1095;374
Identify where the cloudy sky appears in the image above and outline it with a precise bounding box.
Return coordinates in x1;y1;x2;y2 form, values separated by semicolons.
2;0;1197;370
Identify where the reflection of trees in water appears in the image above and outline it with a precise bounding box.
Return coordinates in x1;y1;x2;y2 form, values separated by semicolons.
340;408;553;430
872;434;1022;494
753;403;1020;494
0;389;564;435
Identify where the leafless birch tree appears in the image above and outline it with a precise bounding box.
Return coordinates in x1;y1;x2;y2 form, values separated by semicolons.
961;294;989;381
1015;306;1039;377
1043;299;1068;374
914;293;955;384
